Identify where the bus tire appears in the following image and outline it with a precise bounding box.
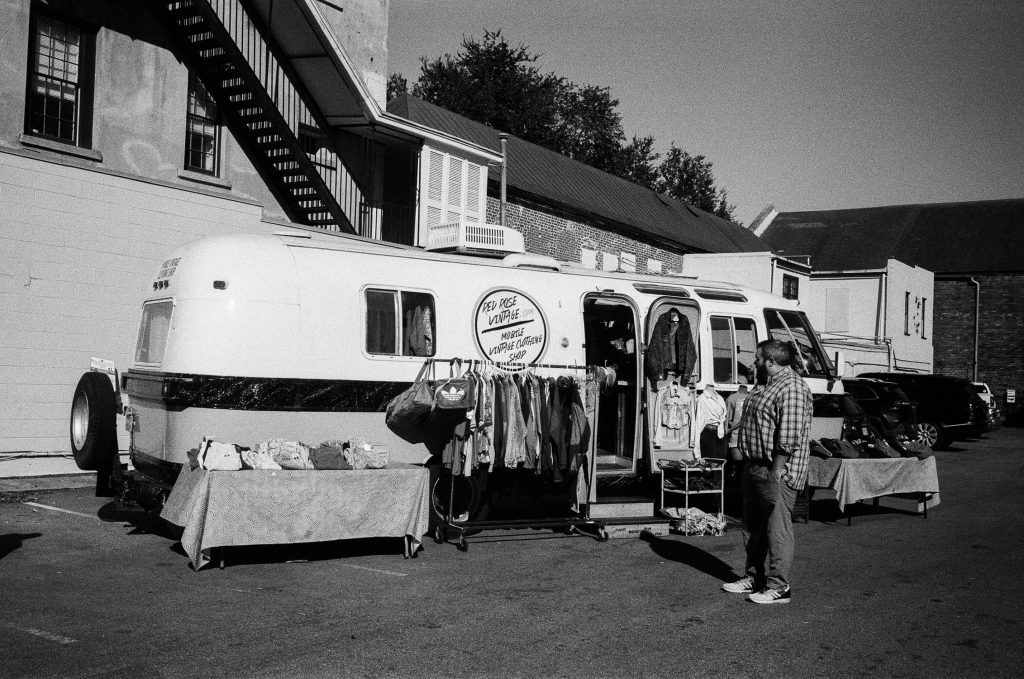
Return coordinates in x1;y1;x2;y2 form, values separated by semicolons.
70;372;118;471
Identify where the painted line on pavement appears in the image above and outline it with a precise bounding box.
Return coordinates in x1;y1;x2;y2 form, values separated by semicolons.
23;502;98;519
344;564;408;577
2;622;77;645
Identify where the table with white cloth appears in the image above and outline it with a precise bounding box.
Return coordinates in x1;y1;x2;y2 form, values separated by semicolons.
805;456;940;521
161;462;430;570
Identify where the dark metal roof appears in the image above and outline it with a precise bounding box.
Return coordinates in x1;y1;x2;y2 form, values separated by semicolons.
762;199;1024;274
387;95;765;254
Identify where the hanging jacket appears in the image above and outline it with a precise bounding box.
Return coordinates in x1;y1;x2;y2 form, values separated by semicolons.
645;308;697;383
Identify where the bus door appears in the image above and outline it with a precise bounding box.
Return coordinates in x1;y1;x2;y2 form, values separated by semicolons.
643;299;700;473
582;294;640;475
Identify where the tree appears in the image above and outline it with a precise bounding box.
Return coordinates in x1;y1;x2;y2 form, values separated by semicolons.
611;135;660;189
387;73;408;102
412;30;565;149
392;30;741;223
656;144;737;222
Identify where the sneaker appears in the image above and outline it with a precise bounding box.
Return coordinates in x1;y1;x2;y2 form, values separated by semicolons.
721;576;757;594
748;587;791;604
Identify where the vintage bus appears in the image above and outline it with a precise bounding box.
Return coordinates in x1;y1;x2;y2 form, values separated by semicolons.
70;225;841;515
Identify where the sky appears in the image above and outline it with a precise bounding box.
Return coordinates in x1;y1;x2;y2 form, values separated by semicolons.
387;0;1024;226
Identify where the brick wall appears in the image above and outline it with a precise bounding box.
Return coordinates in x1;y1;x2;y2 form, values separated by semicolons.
487;197;687;273
934;274;1024;419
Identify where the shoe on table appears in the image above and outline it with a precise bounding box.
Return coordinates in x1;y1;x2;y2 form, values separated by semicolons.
748;587;791;604
721;576;756;593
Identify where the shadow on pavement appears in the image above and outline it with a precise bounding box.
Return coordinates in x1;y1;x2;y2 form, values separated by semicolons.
640;531;739;582
97;501;183;541
0;532;42;560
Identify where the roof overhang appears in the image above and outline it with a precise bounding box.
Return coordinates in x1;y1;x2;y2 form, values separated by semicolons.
245;0;500;163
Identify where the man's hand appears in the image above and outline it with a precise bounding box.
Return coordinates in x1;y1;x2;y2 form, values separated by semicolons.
772;452;790;483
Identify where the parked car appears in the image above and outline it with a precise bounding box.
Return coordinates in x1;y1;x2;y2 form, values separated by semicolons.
841;377;918;447
972;382;1001;430
858;372;985;449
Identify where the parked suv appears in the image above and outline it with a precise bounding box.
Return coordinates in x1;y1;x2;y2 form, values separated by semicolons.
841;377;918;447
859;372;985;449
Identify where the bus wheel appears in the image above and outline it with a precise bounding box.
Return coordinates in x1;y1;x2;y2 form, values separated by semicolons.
70;372;118;471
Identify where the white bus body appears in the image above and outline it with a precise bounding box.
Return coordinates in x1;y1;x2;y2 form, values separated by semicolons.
103;230;840;496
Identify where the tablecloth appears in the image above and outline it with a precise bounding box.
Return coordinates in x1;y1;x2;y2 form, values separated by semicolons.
807;456;939;512
161;463;430;569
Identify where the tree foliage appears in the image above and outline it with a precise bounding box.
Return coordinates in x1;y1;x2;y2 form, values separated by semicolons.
392;30;739;223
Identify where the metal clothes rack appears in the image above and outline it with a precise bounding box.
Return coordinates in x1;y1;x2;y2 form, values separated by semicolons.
429;357;609;551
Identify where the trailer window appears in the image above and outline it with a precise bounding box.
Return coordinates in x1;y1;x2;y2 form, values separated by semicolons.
135;300;173;365
365;289;435;357
710;316;758;385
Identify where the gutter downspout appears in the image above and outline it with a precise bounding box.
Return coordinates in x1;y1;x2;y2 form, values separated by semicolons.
499;133;508;227
769;257;776;294
969;277;980;382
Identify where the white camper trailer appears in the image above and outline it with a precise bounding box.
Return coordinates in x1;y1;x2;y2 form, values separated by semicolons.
70;226;840;512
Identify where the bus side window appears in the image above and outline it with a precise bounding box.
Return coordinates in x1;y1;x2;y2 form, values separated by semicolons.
710;315;758;385
401;291;435;357
366;289;398;354
365;288;436;357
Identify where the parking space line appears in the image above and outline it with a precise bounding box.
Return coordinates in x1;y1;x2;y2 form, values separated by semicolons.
2;622;77;645
23;502;99;519
344;565;408;577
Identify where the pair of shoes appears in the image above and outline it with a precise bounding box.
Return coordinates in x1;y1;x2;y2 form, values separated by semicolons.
721;576;756;594
748;587;791;604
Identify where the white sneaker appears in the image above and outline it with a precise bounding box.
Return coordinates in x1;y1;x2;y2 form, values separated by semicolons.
748;587;791;604
721;576;756;593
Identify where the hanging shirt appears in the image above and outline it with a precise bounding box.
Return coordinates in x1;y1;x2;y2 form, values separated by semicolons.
653;383;692;448
693;387;727;459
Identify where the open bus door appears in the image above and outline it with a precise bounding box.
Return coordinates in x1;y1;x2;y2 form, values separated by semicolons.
643;298;700;474
582;294;640;478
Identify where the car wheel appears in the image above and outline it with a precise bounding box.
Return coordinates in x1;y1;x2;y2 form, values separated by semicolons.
915;420;947;450
70;372;118;471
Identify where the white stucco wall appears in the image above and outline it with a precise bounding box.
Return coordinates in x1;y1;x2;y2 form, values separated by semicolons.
807;259;933;376
680;252;810;302
0;152;293;454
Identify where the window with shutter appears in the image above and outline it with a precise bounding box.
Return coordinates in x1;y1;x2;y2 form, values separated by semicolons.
418;146;490;245
446;156;464;224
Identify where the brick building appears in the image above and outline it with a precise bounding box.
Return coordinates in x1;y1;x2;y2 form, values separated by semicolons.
388;95;763;275
760;199;1024;417
1;0;763;466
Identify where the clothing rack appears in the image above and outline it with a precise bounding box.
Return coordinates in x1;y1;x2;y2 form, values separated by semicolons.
427;357;589;372
431;357;609;551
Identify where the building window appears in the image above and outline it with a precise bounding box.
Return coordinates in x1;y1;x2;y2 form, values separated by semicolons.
419;147;487;243
782;274;799;300
25;12;94;147
184;73;220;175
365;289;435;357
921;297;928;339
904;291;911;335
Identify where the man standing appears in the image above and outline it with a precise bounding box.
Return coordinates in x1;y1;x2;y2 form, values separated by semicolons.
721;339;812;604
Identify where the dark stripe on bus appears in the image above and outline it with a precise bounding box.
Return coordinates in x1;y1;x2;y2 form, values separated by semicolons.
123;371;409;412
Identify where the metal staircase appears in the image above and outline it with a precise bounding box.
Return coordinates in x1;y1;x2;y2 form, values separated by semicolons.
161;0;365;233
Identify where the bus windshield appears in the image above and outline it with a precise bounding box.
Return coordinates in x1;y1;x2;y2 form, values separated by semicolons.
764;308;833;379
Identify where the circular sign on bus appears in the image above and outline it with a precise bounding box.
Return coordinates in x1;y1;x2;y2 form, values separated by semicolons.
473;288;548;369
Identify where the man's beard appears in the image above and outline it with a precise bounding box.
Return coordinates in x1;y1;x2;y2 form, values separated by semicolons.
756;363;770;385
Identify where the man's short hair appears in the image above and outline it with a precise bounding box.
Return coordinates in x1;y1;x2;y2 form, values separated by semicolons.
758;339;795;366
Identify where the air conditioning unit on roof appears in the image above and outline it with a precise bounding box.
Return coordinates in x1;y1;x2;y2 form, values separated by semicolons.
426;220;526;256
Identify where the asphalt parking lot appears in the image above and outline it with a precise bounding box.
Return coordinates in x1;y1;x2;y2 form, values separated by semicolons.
2;430;1023;679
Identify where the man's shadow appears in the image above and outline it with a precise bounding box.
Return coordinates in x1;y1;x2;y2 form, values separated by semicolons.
0;533;42;560
640;531;739;582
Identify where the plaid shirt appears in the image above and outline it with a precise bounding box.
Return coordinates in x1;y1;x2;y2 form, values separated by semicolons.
737;366;813;489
